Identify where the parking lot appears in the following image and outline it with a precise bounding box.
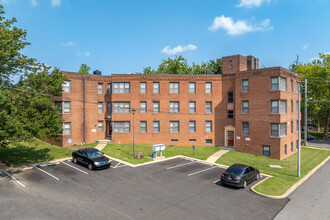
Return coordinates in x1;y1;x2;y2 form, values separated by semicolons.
0;157;289;220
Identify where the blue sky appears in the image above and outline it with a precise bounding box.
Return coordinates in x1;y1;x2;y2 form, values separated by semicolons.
2;0;330;76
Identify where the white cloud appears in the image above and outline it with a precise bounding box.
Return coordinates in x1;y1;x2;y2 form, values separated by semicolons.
161;44;197;55
302;44;308;50
51;0;61;7
61;41;75;47
30;0;38;7
209;15;272;35
237;0;271;8
76;51;91;57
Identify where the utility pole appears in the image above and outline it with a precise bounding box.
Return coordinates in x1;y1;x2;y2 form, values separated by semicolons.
304;79;308;146
297;74;301;177
132;108;136;158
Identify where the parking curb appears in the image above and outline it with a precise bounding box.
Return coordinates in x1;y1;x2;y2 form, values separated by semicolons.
250;155;330;199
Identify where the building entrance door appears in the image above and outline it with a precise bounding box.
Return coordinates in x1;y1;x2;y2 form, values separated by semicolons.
107;121;112;140
227;131;234;146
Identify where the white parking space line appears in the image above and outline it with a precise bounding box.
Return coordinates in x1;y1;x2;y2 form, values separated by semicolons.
116;164;126;168
60;161;88;174
188;166;218;176
4;171;26;188
166;161;196;170
33;166;59;180
213;179;221;184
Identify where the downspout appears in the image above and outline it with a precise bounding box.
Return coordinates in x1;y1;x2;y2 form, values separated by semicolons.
82;75;86;144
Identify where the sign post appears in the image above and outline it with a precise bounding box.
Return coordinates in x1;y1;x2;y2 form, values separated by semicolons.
192;145;195;157
68;139;72;153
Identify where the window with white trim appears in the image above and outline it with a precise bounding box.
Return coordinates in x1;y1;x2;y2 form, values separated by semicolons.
205;101;212;113
206;121;212;132
169;82;179;94
113;82;130;94
113;121;130;133
242;101;249;113
140;121;147;133
98;83;103;94
189;82;196;94
189;102;196;113
98;121;104;132
113;102;130;113
98;102;103;113
63;122;71;135
153;121;159;133
242;79;249;92
153;82;159;94
242;122;249;135
169;121;179;133
262;145;270;156
140;102;147;113
170;102;179;113
140;82;146;94
189;121;196;132
62;80;71;93
153;101;159;113
205;82;212;94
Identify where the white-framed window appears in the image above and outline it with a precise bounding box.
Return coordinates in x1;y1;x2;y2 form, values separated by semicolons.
205;82;212;94
153;82;159;94
189;102;196;113
98;102;104;113
271;123;287;137
170;102;179;113
262;145;270;157
113;82;130;94
63;122;71;135
107;102;111;113
98;121;104;132
189;82;196;94
206;139;213;145
242;122;249;135
169;121;179;133
271;100;286;113
113;102;130;113
107;83;111;94
206;121;212;132
62;80;71;93
140;102;147;113
189;121;196;132
169;82;179;94
271;77;286;91
242;79;249;92
98;83;103;94
140;82;146;94
140;121;147;133
153;101;159;113
229;60;232;69
205;101;212;113
153;121;159;133
227;110;234;119
113;121;130;133
242;101;249;113
63;102;71;113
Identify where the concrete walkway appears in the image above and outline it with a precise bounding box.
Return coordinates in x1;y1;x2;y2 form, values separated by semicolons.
205;149;229;163
95;139;111;151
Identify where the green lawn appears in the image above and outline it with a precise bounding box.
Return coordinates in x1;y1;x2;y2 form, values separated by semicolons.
0;139;97;167
101;143;221;165
216;147;330;196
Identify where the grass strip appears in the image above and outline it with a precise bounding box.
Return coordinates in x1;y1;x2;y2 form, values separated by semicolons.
216;147;330;196
101;143;221;165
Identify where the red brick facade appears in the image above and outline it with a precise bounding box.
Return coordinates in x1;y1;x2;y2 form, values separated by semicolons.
54;55;301;160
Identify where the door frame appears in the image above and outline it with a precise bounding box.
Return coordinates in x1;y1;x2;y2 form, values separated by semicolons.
224;125;235;148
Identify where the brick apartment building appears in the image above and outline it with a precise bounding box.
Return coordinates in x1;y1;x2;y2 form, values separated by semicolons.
52;54;301;160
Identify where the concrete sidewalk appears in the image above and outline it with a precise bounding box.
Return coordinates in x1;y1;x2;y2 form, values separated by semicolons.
205;149;229;163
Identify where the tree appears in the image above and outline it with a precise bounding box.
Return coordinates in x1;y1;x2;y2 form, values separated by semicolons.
295;53;330;141
157;55;190;75
0;5;38;85
0;5;65;147
208;59;222;74
79;64;91;74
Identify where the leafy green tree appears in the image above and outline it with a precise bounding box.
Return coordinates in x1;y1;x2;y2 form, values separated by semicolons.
296;53;330;141
208;59;222;74
0;5;38;85
79;63;91;74
0;5;65;147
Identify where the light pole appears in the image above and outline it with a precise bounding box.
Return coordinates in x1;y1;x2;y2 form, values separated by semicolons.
132;108;136;158
296;74;301;177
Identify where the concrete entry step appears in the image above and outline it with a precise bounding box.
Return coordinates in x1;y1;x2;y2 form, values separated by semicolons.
96;139;111;145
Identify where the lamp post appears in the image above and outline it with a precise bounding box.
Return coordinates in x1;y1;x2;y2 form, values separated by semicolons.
132;108;136;158
296;74;301;177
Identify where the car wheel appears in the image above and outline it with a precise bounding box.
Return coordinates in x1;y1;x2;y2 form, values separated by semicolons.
73;157;78;164
256;172;260;180
243;180;247;188
88;163;93;170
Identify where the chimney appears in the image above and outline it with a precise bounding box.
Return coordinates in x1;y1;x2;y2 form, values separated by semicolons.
247;55;259;70
254;57;259;69
93;70;102;75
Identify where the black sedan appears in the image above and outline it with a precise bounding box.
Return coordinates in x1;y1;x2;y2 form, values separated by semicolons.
220;164;260;188
72;148;111;170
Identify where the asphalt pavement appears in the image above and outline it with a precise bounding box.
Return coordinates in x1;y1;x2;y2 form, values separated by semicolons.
0;158;289;220
275;160;330;220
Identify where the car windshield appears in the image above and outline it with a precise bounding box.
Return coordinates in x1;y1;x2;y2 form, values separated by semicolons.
87;151;103;159
226;166;244;175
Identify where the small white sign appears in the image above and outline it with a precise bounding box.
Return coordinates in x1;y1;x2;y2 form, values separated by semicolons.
245;138;251;141
68;139;72;144
236;136;240;140
92;129;96;132
107;116;111;119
